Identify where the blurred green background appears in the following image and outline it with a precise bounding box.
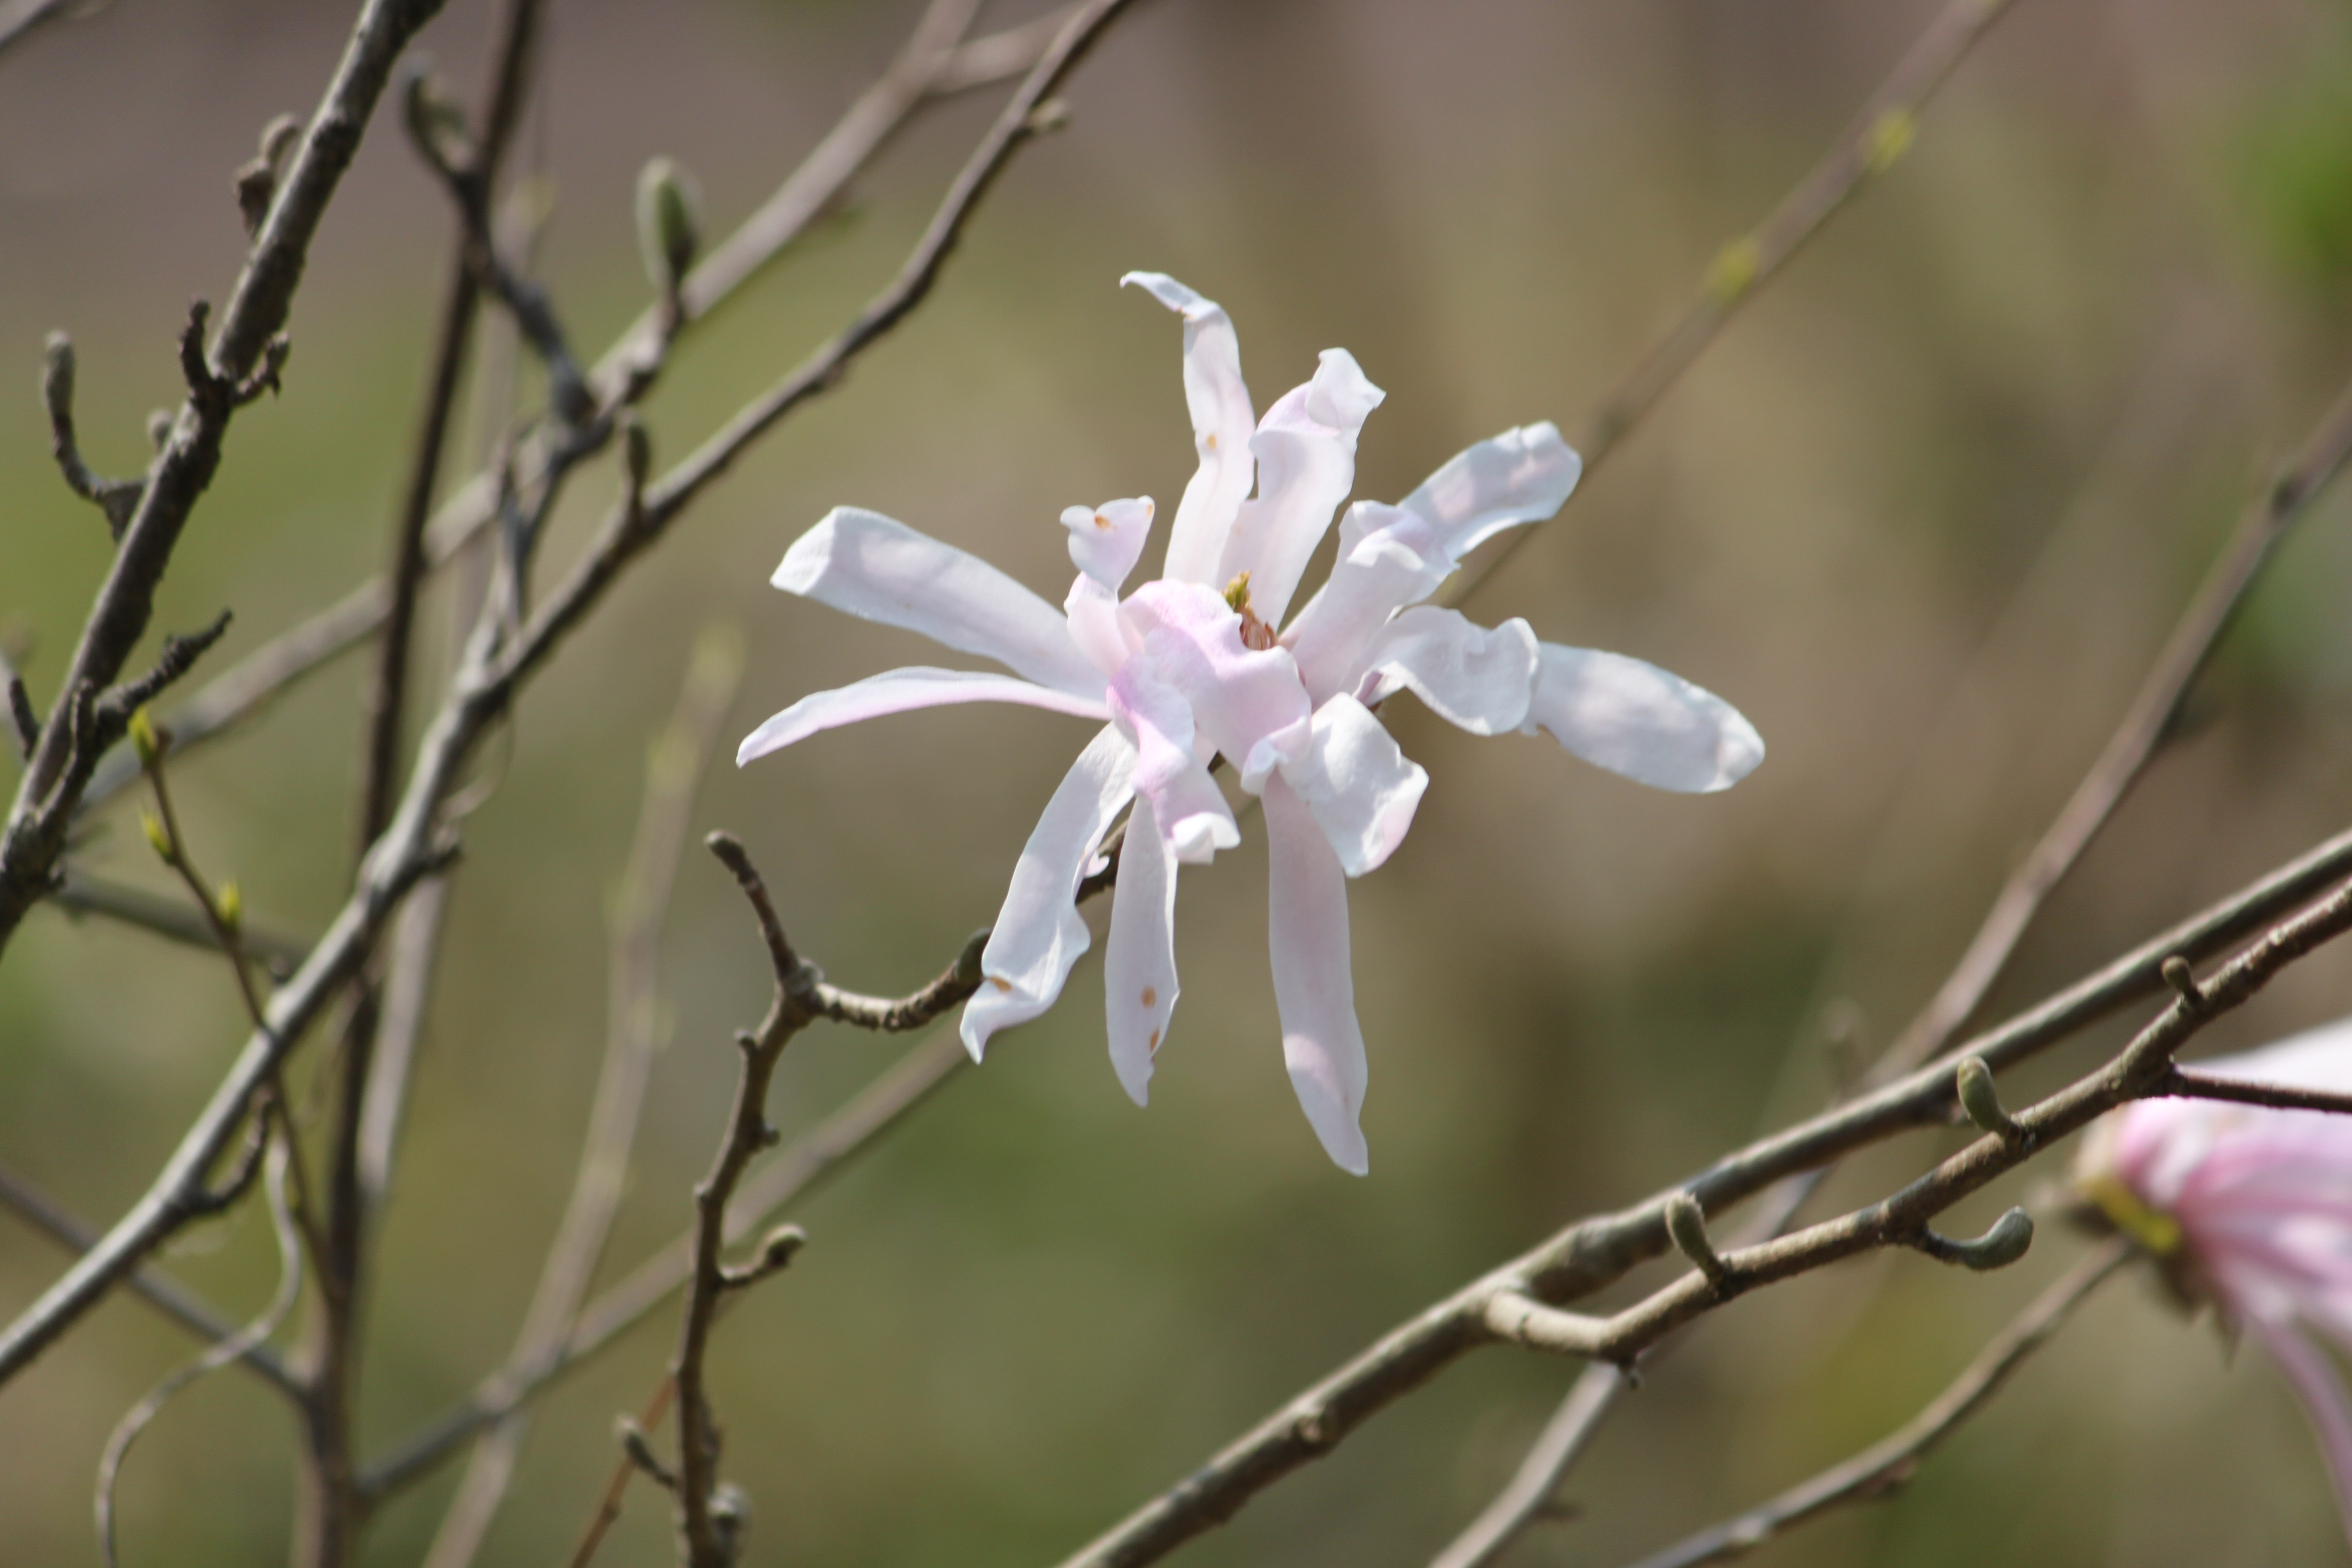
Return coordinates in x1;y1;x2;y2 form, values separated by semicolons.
8;0;2352;1563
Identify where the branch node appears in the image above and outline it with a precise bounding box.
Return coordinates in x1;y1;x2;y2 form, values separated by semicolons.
1953;1056;2025;1144
615;1415;678;1492
1664;1190;1728;1283
1910;1207;2034;1272
2160;954;2203;1010
1023;96;1072;136
6;673;36;760
234;113;302;239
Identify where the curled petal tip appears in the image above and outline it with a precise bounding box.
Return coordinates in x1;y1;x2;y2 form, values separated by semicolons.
1120;270;1215;319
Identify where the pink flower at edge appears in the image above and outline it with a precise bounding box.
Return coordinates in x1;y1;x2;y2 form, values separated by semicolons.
2076;1019;2352;1543
735;272;1766;1173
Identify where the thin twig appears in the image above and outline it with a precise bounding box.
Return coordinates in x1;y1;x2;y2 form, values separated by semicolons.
0;0;1138;1404
95;1134;304;1568
671;835;823;1566
419;627;740;1568
48;871;305;980
0;0;83;61
361;1026;973;1500
1433;356;2352;1566
74;0;1075;812
2160;1069;2352;1117
1445;0;2018;614
1045;844;2352;1567
0;1161;298;1397
0;0;451;955
1618;1241;2131;1568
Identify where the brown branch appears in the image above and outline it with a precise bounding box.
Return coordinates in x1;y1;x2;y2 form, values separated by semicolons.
1618;1241;2131;1568
2160;1068;2352;1117
0;0;1138;1404
669;834;822;1566
63;0;1071;824
1045;846;2352;1567
1445;0;2018;613
0;0;450;957
0;1161;298;1398
419;627;740;1568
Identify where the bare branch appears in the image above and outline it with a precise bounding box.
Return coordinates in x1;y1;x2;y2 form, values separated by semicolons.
2160;1068;2352;1117
420;626;739;1568
0;0;1138;1401
1618;1242;2131;1568
0;0;451;955
48;871;305;981
42;333;144;539
1447;0;2020;612
0;1161;297;1397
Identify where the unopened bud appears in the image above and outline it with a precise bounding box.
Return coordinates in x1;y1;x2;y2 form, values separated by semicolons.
402;70;474;174
140;805;172;861
215;880;243;937
128;705;161;768
635;157;700;298
759;1224;807;1271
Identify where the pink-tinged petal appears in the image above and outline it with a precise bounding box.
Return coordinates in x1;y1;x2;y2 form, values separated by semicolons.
1217;349;1386;626
1523;644;1764;794
776;507;1102;698
1123;581;1314;768
961;725;1136;1061
1284;504;1457;702
1123;272;1257;585
1064;575;1137;683
1360;607;1540;736
1103;792;1180;1107
1400;422;1582;558
2246;1315;2352;1549
1263;773;1371;1176
1061;496;1156;591
736;668;1111;766
1279;694;1428;877
1107;659;1240;865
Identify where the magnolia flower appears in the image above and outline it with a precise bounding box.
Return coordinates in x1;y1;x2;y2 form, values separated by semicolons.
2075;1020;2352;1540
737;272;1764;1173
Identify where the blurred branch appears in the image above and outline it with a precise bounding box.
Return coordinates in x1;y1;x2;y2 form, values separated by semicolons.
0;1161;297;1398
96;1134;303;1568
49;870;305;980
300;9;548;1564
363;1024;973;1500
0;0;1136;1404
0;0;449;958
1873;374;2352;1078
1618;1241;2131;1568
1437;354;2352;1567
419;628;740;1568
74;0;1078;811
1046;836;2352;1566
1447;0;2018;612
0;0;85;62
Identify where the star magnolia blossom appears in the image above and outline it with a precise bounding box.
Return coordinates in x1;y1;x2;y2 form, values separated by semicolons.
737;272;1764;1173
2075;1021;2352;1540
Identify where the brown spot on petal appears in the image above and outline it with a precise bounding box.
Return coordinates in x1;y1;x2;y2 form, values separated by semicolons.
1205;433;1218;450
989;976;1012;994
1093;512;1111;530
1141;986;1158;1009
1148;1029;1162;1054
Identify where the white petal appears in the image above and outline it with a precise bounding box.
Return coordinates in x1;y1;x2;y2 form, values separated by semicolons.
1122;581;1314;772
1061;496;1156;591
775;507;1102;698
736;668;1110;766
1064;575;1138;683
1217;349;1385;626
1400;422;1581;558
961;725;1136;1061
1103;792;1180;1107
1263;773;1370;1176
2197;1018;2352;1099
2247;1316;2352;1546
1107;658;1240;865
1523;644;1764;793
1360;607;1540;735
1283;503;1457;703
1123;272;1257;586
1280;694;1427;877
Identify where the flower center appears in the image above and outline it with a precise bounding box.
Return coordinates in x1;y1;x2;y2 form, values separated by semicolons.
1224;571;1277;652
